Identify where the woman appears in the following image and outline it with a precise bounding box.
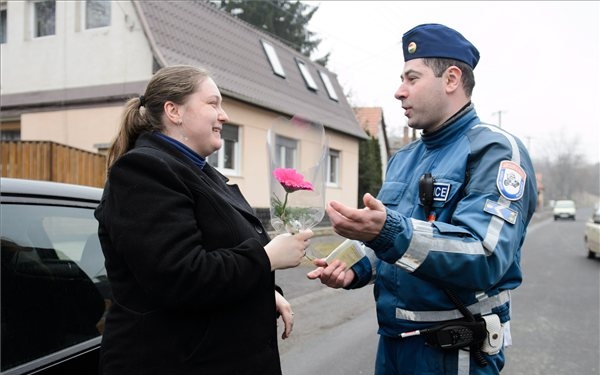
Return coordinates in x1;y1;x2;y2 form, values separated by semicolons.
95;65;312;375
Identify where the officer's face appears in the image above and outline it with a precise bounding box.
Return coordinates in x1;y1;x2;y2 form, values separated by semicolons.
395;59;448;133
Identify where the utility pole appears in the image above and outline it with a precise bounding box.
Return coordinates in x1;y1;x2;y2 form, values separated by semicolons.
524;135;534;151
492;110;507;128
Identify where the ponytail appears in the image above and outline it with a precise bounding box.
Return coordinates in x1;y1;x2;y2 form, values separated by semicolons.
106;96;152;170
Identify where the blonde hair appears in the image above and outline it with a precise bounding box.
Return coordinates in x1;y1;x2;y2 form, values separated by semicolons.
106;65;210;169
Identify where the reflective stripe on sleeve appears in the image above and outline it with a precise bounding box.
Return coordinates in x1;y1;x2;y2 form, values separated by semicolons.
474;124;522;253
473;124;521;165
482;196;512;253
396;219;488;272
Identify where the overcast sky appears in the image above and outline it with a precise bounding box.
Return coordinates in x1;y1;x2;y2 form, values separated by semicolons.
305;1;600;164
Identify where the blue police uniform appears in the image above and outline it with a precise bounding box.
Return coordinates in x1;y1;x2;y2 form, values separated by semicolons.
346;24;538;375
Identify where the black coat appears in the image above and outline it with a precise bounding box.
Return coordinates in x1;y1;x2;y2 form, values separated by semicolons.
95;133;282;375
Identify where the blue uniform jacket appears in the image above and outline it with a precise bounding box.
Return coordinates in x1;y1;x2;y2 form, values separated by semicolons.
350;105;538;337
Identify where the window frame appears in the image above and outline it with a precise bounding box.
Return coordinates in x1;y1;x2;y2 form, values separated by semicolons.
319;71;339;101
261;39;286;78
31;0;56;38
296;58;318;91
327;149;340;186
83;0;111;30
207;123;241;176
1;5;7;44
274;135;298;169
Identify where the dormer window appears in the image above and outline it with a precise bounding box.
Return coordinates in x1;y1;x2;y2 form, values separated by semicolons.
261;40;286;78
296;59;318;91
319;71;339;101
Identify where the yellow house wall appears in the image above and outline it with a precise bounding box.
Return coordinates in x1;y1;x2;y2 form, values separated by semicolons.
19;97;360;209
21;106;122;153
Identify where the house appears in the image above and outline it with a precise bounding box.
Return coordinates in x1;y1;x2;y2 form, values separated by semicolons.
0;0;366;211
353;107;390;179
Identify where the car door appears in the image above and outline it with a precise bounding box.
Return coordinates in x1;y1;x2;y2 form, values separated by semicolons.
1;180;109;375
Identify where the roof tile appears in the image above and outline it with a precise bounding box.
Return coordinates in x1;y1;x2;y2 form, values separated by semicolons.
136;1;365;138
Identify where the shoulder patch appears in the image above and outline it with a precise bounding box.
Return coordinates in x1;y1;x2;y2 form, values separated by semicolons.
484;199;518;224
496;160;526;201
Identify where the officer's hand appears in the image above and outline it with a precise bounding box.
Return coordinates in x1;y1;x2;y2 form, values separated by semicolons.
306;259;355;288
326;193;386;242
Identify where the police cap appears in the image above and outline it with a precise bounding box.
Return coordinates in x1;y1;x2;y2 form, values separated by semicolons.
402;23;480;69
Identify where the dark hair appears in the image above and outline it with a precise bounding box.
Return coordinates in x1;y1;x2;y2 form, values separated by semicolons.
422;58;476;97
106;65;210;169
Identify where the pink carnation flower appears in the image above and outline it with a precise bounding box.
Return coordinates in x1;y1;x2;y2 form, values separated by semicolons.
273;168;313;193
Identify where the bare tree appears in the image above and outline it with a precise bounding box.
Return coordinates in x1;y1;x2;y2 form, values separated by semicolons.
535;131;589;201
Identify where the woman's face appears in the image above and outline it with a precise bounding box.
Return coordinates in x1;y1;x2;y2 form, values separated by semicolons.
177;77;229;157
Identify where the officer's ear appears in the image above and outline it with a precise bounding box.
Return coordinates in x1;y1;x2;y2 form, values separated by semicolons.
444;66;462;94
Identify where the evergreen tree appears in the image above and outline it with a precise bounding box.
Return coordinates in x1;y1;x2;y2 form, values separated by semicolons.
218;0;329;65
358;135;382;208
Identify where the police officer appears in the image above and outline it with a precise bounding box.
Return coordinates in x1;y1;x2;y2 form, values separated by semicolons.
308;23;538;375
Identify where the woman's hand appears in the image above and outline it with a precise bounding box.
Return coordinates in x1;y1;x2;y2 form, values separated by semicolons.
275;290;294;339
265;229;313;270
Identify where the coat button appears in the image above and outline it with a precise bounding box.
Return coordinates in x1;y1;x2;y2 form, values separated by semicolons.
254;225;263;234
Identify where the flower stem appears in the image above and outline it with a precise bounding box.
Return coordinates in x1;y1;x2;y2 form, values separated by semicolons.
281;192;289;222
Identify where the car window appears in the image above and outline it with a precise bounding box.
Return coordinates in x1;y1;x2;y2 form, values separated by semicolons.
555;200;575;208
1;203;110;371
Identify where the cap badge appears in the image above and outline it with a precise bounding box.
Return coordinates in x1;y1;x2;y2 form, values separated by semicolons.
407;41;417;54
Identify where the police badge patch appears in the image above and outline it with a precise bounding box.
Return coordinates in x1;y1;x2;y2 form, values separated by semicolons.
496;160;526;201
484;199;518;224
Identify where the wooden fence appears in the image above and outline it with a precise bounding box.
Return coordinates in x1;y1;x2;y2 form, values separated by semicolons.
1;141;107;188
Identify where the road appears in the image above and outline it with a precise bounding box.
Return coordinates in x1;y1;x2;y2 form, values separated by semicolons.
275;208;600;375
502;208;599;375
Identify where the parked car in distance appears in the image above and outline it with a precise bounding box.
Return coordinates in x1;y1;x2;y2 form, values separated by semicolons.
1;178;109;375
584;207;600;259
552;199;576;221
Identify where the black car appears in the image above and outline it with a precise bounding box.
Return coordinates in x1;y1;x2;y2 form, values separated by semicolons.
1;178;109;375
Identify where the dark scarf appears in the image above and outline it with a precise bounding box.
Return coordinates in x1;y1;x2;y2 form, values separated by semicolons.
153;133;206;170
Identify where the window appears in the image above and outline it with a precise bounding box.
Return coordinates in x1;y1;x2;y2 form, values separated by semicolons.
296;59;318;91
207;124;240;174
261;40;286;78
1;202;109;370
275;135;297;169
1;6;6;44
85;0;111;29
327;149;340;186
319;71;339;101
0;130;20;141
33;0;55;38
1;123;21;140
